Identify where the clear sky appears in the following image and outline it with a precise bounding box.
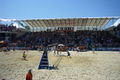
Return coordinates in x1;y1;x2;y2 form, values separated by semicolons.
1;0;120;20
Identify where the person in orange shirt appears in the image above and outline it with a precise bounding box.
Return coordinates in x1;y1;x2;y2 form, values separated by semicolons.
26;69;32;80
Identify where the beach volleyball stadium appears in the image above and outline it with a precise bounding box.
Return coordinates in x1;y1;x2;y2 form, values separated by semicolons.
0;17;120;80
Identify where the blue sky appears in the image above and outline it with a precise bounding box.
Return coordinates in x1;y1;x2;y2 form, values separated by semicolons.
1;0;120;19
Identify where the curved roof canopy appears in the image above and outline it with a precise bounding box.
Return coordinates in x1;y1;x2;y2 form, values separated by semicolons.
14;17;120;31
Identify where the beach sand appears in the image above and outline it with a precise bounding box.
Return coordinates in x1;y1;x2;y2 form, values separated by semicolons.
0;50;120;80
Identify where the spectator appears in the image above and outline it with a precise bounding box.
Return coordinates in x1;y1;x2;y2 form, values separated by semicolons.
26;69;32;80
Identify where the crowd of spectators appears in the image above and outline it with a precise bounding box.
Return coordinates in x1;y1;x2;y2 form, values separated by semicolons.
14;30;120;48
0;24;17;32
0;23;119;49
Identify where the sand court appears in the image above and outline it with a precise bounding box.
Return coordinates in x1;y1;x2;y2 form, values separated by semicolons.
0;50;120;80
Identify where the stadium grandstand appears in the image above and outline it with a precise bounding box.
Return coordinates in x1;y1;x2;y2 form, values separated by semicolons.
0;17;120;51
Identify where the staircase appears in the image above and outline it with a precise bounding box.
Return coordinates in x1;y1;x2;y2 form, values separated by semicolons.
38;48;49;69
